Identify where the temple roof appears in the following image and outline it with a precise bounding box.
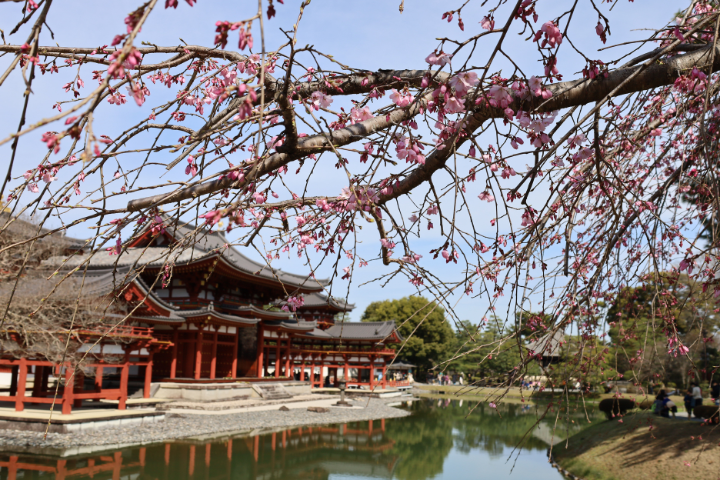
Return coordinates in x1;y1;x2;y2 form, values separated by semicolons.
525;329;566;357
293;292;355;311
47;243;324;292
387;361;415;369
132;217;329;290
324;321;402;341
52;265;292;327
0;212;87;251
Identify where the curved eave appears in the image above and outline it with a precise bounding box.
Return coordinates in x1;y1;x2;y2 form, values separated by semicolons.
130;217;328;291
125;279;180;317
220;305;293;321
129;315;185;325
179;310;261;327
264;320;317;333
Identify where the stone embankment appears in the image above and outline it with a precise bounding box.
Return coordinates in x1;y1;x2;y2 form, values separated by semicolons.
0;398;410;455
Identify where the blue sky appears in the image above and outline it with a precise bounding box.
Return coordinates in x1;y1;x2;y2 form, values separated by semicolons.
0;0;683;324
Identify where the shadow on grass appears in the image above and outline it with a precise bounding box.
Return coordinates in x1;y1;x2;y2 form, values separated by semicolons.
554;411;720;480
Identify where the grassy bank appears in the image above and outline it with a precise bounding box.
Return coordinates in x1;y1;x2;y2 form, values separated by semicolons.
554;412;720;480
413;385;692;411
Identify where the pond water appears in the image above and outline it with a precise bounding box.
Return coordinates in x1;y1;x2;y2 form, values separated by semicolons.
0;399;598;480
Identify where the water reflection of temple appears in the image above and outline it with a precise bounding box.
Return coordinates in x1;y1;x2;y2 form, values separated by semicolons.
0;420;398;480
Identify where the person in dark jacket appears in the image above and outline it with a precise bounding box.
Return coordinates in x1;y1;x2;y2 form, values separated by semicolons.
711;381;720;404
683;389;694;418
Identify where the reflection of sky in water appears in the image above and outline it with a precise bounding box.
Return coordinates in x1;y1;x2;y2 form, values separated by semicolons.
0;399;597;480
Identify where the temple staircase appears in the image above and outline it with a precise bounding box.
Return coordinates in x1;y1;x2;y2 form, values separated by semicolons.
251;383;293;400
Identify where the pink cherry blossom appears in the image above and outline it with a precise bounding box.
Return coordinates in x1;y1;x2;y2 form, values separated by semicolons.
449;71;479;97
480;16;495;31
351;106;373;123
478;191;495;202
444;96;466;114
107;238;122;256
316;198;331;211
310;91;333;110
487;85;513;109
425;51;452;66
389;89;414;108
534;21;563;49
199;210;223;225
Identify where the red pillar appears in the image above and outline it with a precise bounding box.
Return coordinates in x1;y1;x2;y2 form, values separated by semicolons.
210;329;218;380
256;324;264;377
15;359;27;412
253;435;259;462
231;328;239;379
7;456;17;480
189;445;196;476
344;357;349;383
274;338;281;378
382;365;387;390
285;339;291;379
56;460;67;480
205;443;211;466
227;438;233;460
95;366;104;392
112;451;122;480
195;328;204;380
61;366;75;415
170;328;179;379
319;357;325;388
369;360;374;390
144;352;154;399
119;354;129;410
300;360;306;381
165;444;171;465
140;447;146;467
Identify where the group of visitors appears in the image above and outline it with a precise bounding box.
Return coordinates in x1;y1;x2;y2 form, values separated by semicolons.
433;372;464;385
653;381;720;418
521;380;540;391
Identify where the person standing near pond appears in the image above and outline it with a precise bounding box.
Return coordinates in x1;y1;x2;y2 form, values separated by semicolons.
684;388;694;418
711;380;720;405
692;382;703;408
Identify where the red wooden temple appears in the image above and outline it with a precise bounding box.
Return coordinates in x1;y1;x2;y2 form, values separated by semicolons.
0;218;403;413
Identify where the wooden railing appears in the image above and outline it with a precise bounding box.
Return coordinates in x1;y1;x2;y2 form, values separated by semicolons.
387;380;411;387
75;325;154;338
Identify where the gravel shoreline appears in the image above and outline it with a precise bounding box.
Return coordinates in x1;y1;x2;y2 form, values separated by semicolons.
0;398;411;455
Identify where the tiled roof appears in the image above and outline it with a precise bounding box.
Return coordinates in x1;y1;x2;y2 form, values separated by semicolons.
525;329;565;357
387;361;415;369
153;217;328;289
292;292;355;311
0;212;87;250
324;321;401;341
264;319;318;331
